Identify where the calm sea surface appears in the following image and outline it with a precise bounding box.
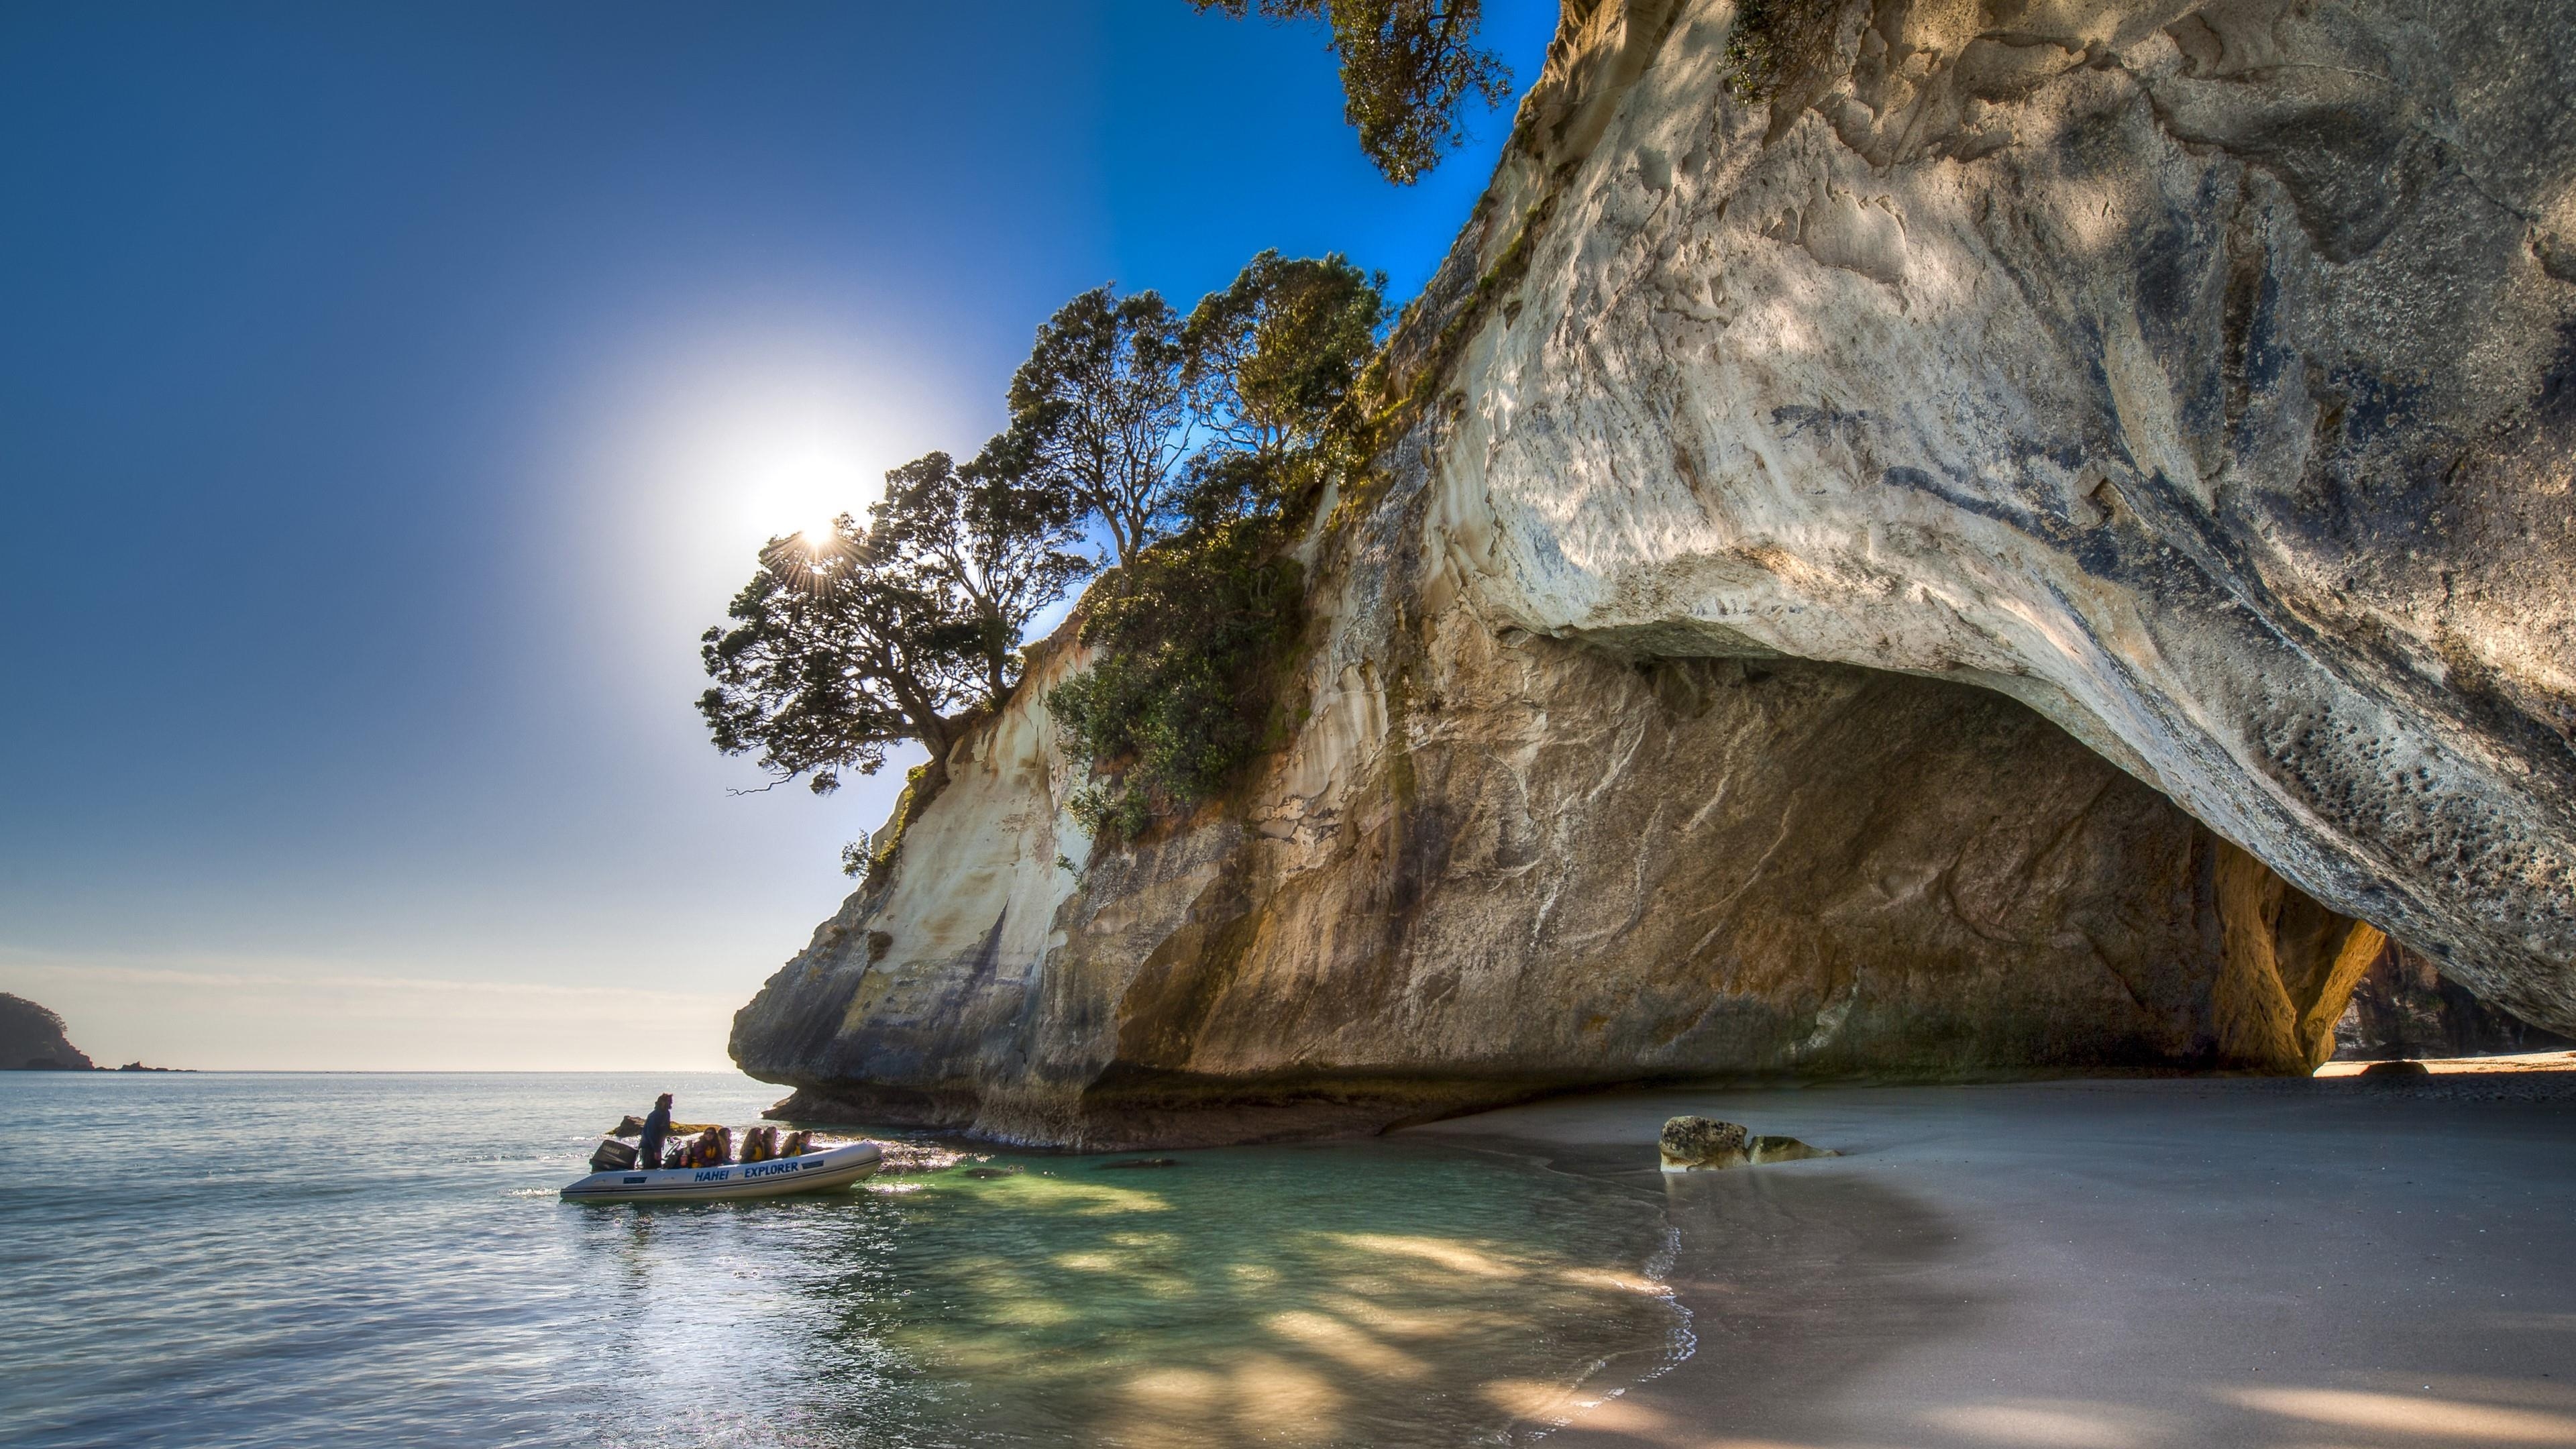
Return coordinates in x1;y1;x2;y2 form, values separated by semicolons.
1;1072;1680;1448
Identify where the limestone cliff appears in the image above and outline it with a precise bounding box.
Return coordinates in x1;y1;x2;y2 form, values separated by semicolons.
1422;0;2576;1027
733;0;2575;1144
737;522;2376;1144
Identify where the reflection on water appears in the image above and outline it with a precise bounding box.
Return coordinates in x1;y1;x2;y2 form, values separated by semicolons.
830;1148;1679;1445
1;1073;1680;1448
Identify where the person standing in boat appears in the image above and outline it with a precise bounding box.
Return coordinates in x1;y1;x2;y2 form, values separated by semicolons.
637;1093;674;1169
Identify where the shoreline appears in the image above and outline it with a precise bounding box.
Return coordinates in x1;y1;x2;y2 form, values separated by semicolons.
1408;1058;2576;1446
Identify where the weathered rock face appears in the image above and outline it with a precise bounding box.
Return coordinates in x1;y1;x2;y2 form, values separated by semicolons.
737;445;2379;1145
2334;941;2576;1060
732;0;2576;1143
0;994;94;1071
1425;0;2576;1028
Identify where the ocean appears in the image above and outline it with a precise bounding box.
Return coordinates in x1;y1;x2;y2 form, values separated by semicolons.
1;1071;1682;1448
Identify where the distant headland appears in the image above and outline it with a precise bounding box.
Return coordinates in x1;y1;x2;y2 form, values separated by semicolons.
0;994;186;1071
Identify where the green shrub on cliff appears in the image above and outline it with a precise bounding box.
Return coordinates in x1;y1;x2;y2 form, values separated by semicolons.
1048;516;1307;841
1044;252;1383;843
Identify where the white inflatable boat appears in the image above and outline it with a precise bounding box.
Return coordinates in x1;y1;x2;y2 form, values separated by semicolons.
560;1140;883;1203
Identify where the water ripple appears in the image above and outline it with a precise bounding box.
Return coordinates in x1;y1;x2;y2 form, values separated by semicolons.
1;1072;1677;1447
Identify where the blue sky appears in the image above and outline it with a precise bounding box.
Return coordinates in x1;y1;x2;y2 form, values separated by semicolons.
0;1;1562;1068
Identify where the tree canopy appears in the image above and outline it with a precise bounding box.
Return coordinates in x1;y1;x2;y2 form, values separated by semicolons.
699;522;981;798
1046;252;1387;840
1190;1;1513;184
698;443;1091;798
871;438;1091;700
1006;286;1190;571
701;249;1387;861
1182;250;1387;461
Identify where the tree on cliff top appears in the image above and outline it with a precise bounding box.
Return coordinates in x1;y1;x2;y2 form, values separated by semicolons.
872;439;1092;700
1006;286;1191;572
1182;250;1387;462
698;443;1089;797
700;522;979;796
1171;250;1387;528
701;252;1385;859
1044;254;1387;841
1191;0;1512;184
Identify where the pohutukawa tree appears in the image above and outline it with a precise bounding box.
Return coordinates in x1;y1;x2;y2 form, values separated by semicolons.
698;445;1091;800
698;521;983;798
1182;250;1387;461
1189;0;1512;184
1046;252;1388;840
1170;250;1387;529
1006;285;1191;570
703;249;1388;861
871;438;1092;700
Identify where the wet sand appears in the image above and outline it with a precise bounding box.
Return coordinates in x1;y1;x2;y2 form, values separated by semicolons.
1408;1057;2576;1448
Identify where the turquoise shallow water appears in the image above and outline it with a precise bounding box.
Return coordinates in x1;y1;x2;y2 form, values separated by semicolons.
1;1072;1681;1448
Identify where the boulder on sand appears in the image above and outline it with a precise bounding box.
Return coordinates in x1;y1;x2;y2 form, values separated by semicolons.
1749;1135;1835;1165
1660;1116;1748;1171
1660;1116;1837;1171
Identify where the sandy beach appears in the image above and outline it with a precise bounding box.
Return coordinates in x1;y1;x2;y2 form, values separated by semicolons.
1411;1057;2576;1448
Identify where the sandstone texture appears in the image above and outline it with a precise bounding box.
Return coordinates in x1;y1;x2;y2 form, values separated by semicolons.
1425;0;2576;1028
733;0;2576;1144
735;466;2381;1145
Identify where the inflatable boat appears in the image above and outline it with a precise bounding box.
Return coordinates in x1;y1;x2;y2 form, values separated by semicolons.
560;1140;883;1203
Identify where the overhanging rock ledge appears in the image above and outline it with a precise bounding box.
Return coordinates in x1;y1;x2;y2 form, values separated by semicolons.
733;0;2576;1146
